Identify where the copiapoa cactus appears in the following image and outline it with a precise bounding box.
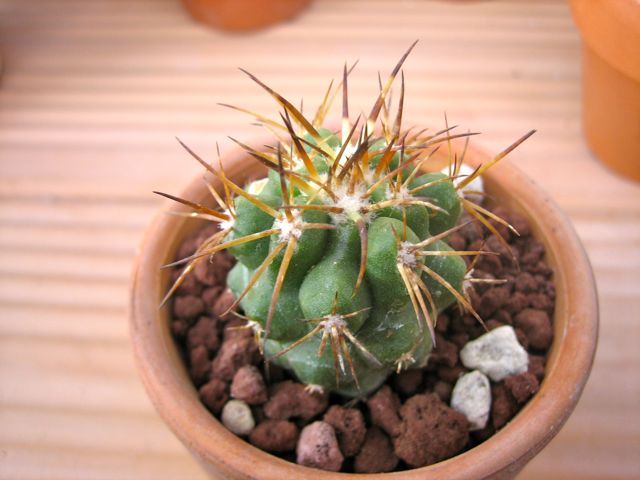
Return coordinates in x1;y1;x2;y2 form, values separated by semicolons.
158;42;535;397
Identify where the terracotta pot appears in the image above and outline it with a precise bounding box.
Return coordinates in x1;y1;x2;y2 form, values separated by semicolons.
569;0;640;181
181;0;312;32
129;137;598;479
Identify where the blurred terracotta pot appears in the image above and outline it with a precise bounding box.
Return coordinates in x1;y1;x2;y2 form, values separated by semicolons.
570;0;640;181
181;0;312;32
130;136;598;479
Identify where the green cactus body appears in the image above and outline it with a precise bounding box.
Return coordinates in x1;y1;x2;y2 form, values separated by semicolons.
223;133;469;397
410;172;462;235
265;335;388;397
421;240;467;311
165;48;532;398
227;177;283;268
365;216;419;310
228;263;309;341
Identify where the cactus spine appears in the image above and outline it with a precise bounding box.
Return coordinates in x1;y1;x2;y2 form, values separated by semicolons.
159;43;535;397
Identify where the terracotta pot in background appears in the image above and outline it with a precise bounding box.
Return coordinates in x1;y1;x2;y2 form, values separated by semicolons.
570;0;640;182
129;137;598;479
181;0;312;32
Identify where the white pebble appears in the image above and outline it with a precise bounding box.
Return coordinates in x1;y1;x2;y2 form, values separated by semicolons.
459;326;529;381
221;399;255;435
451;370;491;430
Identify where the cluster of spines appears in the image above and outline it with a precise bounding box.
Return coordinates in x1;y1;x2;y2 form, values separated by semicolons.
156;41;535;389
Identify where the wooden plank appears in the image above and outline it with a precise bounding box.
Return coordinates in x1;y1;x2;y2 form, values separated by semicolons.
0;304;128;341
0;447;208;480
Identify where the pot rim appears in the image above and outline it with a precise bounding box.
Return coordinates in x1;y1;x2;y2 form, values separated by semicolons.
569;0;640;81
129;136;598;479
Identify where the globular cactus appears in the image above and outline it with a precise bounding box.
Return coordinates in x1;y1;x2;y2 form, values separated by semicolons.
160;43;535;397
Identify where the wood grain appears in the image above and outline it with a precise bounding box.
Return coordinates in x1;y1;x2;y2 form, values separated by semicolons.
0;0;638;479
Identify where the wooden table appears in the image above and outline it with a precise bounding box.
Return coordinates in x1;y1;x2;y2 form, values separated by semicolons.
1;1;639;478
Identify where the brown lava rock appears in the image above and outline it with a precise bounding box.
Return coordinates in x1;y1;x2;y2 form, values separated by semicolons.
509;211;531;237
528;354;546;381
211;336;259;381
449;332;470;349
173;295;205;320
169;197;556;474
437;365;468;384
172;269;202;296
503;292;529;316
263;381;329;421
392;369;423;396
199;377;228;414
249;419;299;452
323;405;366;457
488;206;512;240
433;380;453;403
213;288;236;322
354;427;399;473
527;292;554;312
210;253;235;284
447;232;466;251
494;309;513;326
515;272;538;293
193;251;234;287
186;316;220;353
476;246;503;272
189;344;211;385
186;224;218;255
478;286;510;318
521;239;544;265
472;423;496;443
486;319;506;331
230;365;268;405
171;318;190;339
514;308;553;350
460;220;483;244
194;258;219;286
504;372;540;403
393;393;469;467
296;421;344;472
367;385;402;437
430;334;458;368
491;384;519;429
201;286;223;309
223;317;253;341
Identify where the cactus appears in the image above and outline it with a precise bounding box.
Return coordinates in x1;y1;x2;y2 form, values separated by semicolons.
158;43;535;397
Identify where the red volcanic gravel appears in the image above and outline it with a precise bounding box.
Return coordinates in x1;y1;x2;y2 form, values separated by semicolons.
393;393;469;467
366;385;402;437
230;365;268;405
169;201;555;473
263;381;329;421
250;419;299;452
199;378;228;414
322;405;366;457
354;427;398;473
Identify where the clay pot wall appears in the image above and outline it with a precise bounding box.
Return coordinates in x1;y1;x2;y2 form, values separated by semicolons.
130;138;598;479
